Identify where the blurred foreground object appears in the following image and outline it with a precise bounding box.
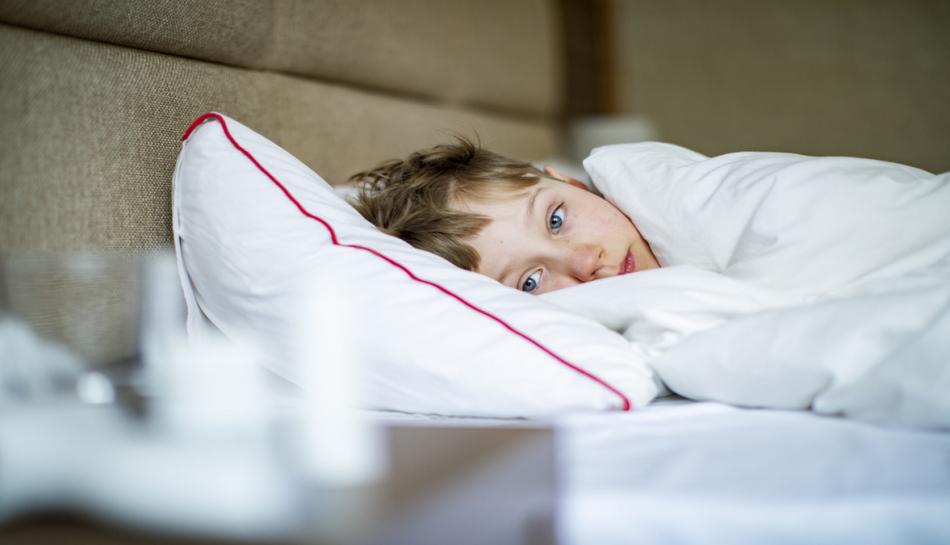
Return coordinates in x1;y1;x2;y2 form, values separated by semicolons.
0;253;143;369
0;407;555;544
0;253;555;544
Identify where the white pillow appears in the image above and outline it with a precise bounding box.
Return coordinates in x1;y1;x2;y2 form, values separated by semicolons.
583;143;950;298
172;113;658;417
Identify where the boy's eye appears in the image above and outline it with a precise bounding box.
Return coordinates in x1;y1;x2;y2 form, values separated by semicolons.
549;206;564;233
521;270;542;293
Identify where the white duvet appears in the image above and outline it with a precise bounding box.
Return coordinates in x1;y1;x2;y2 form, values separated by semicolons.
542;143;950;428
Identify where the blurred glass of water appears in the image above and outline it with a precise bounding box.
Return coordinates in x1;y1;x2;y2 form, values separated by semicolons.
0;252;184;405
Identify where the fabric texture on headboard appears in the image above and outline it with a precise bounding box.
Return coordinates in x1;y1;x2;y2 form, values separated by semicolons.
0;1;562;254
0;0;562;117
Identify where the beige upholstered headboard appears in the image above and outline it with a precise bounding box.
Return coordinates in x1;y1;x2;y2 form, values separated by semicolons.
0;0;563;254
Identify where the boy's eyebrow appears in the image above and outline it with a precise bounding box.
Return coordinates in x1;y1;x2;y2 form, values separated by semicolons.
523;186;548;226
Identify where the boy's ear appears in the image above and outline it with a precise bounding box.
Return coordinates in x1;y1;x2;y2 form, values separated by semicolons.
543;166;588;191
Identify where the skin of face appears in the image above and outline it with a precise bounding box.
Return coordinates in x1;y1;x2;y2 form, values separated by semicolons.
457;167;660;295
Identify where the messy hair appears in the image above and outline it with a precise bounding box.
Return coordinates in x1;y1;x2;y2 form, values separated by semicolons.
350;137;547;271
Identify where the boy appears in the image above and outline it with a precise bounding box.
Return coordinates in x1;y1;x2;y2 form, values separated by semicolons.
351;138;659;295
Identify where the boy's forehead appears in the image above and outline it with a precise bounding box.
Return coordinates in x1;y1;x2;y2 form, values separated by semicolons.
459;175;554;205
455;182;556;224
450;179;530;209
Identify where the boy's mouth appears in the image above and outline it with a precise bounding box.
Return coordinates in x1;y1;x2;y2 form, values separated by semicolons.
620;250;636;275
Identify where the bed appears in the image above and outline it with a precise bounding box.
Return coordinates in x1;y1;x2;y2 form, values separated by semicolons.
2;1;949;544
375;400;950;544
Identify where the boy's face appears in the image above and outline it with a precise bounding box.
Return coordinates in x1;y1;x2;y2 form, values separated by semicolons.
457;169;659;295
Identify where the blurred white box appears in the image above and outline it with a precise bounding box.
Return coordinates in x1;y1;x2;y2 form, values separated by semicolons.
569;115;659;161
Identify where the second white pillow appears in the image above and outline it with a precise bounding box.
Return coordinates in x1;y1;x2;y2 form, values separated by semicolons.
584;143;950;298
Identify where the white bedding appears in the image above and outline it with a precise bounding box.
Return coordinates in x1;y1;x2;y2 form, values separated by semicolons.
544;144;950;428
556;401;950;545
372;401;950;544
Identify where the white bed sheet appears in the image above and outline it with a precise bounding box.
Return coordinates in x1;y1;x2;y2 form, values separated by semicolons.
556;400;950;544
373;401;950;544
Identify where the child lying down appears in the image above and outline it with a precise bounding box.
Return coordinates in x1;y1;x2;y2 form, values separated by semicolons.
350;138;659;295
352;139;950;429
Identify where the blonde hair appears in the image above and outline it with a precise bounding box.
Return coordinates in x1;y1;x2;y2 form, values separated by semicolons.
350;137;546;271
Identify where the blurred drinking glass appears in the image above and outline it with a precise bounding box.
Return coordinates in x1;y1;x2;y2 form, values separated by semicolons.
0;252;182;408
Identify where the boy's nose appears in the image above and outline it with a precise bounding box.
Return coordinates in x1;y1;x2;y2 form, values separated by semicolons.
565;243;604;282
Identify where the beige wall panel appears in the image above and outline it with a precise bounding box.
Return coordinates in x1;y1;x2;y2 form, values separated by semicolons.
0;0;274;68
0;0;562;118
616;0;950;173
266;0;562;117
271;77;560;187
0;25;276;254
1;25;559;254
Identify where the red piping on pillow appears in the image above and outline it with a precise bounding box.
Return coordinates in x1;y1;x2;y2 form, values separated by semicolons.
182;113;633;411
